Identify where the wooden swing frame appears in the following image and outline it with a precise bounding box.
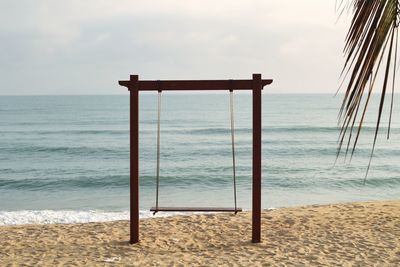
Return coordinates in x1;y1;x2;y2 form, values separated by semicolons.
119;74;273;244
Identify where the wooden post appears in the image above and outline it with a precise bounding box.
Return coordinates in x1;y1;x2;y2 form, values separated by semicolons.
130;75;139;244
252;73;262;243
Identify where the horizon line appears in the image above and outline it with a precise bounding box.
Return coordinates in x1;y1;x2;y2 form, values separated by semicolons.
0;92;384;97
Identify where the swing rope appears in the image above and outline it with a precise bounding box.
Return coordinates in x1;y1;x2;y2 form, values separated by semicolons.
154;90;162;215
152;89;240;214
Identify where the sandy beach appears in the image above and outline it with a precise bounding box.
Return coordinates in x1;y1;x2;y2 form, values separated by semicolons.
1;200;399;266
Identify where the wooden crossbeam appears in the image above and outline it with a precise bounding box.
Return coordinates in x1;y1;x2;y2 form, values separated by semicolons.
119;78;272;91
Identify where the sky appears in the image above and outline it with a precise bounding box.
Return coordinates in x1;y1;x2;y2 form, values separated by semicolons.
0;0;350;95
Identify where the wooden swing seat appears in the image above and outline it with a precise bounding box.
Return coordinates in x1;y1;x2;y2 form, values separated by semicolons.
150;207;242;213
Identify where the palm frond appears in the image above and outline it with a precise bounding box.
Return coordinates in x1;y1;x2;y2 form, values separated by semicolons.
338;0;399;178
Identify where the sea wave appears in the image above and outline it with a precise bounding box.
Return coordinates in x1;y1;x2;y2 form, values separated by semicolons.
2;126;398;138
263;175;400;189
0;130;128;136
0;175;243;190
3;173;398;192
0;175;129;190
0;145;128;157
332;176;400;188
139;126;400;135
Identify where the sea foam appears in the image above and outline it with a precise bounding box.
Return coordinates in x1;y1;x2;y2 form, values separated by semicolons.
0;210;176;225
0;209;251;225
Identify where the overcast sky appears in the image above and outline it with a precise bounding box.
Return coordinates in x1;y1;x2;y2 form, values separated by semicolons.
0;0;349;95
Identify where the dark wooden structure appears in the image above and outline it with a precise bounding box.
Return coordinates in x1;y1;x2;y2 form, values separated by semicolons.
118;74;273;244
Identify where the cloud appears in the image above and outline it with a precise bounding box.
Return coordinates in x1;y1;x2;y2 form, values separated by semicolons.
0;0;348;95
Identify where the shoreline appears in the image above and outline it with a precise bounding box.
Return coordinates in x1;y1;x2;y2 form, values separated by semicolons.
1;200;399;265
0;198;396;226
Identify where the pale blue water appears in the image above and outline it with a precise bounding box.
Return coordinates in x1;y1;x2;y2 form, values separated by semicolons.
0;94;399;224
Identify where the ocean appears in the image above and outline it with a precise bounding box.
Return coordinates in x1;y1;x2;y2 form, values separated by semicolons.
0;94;399;225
